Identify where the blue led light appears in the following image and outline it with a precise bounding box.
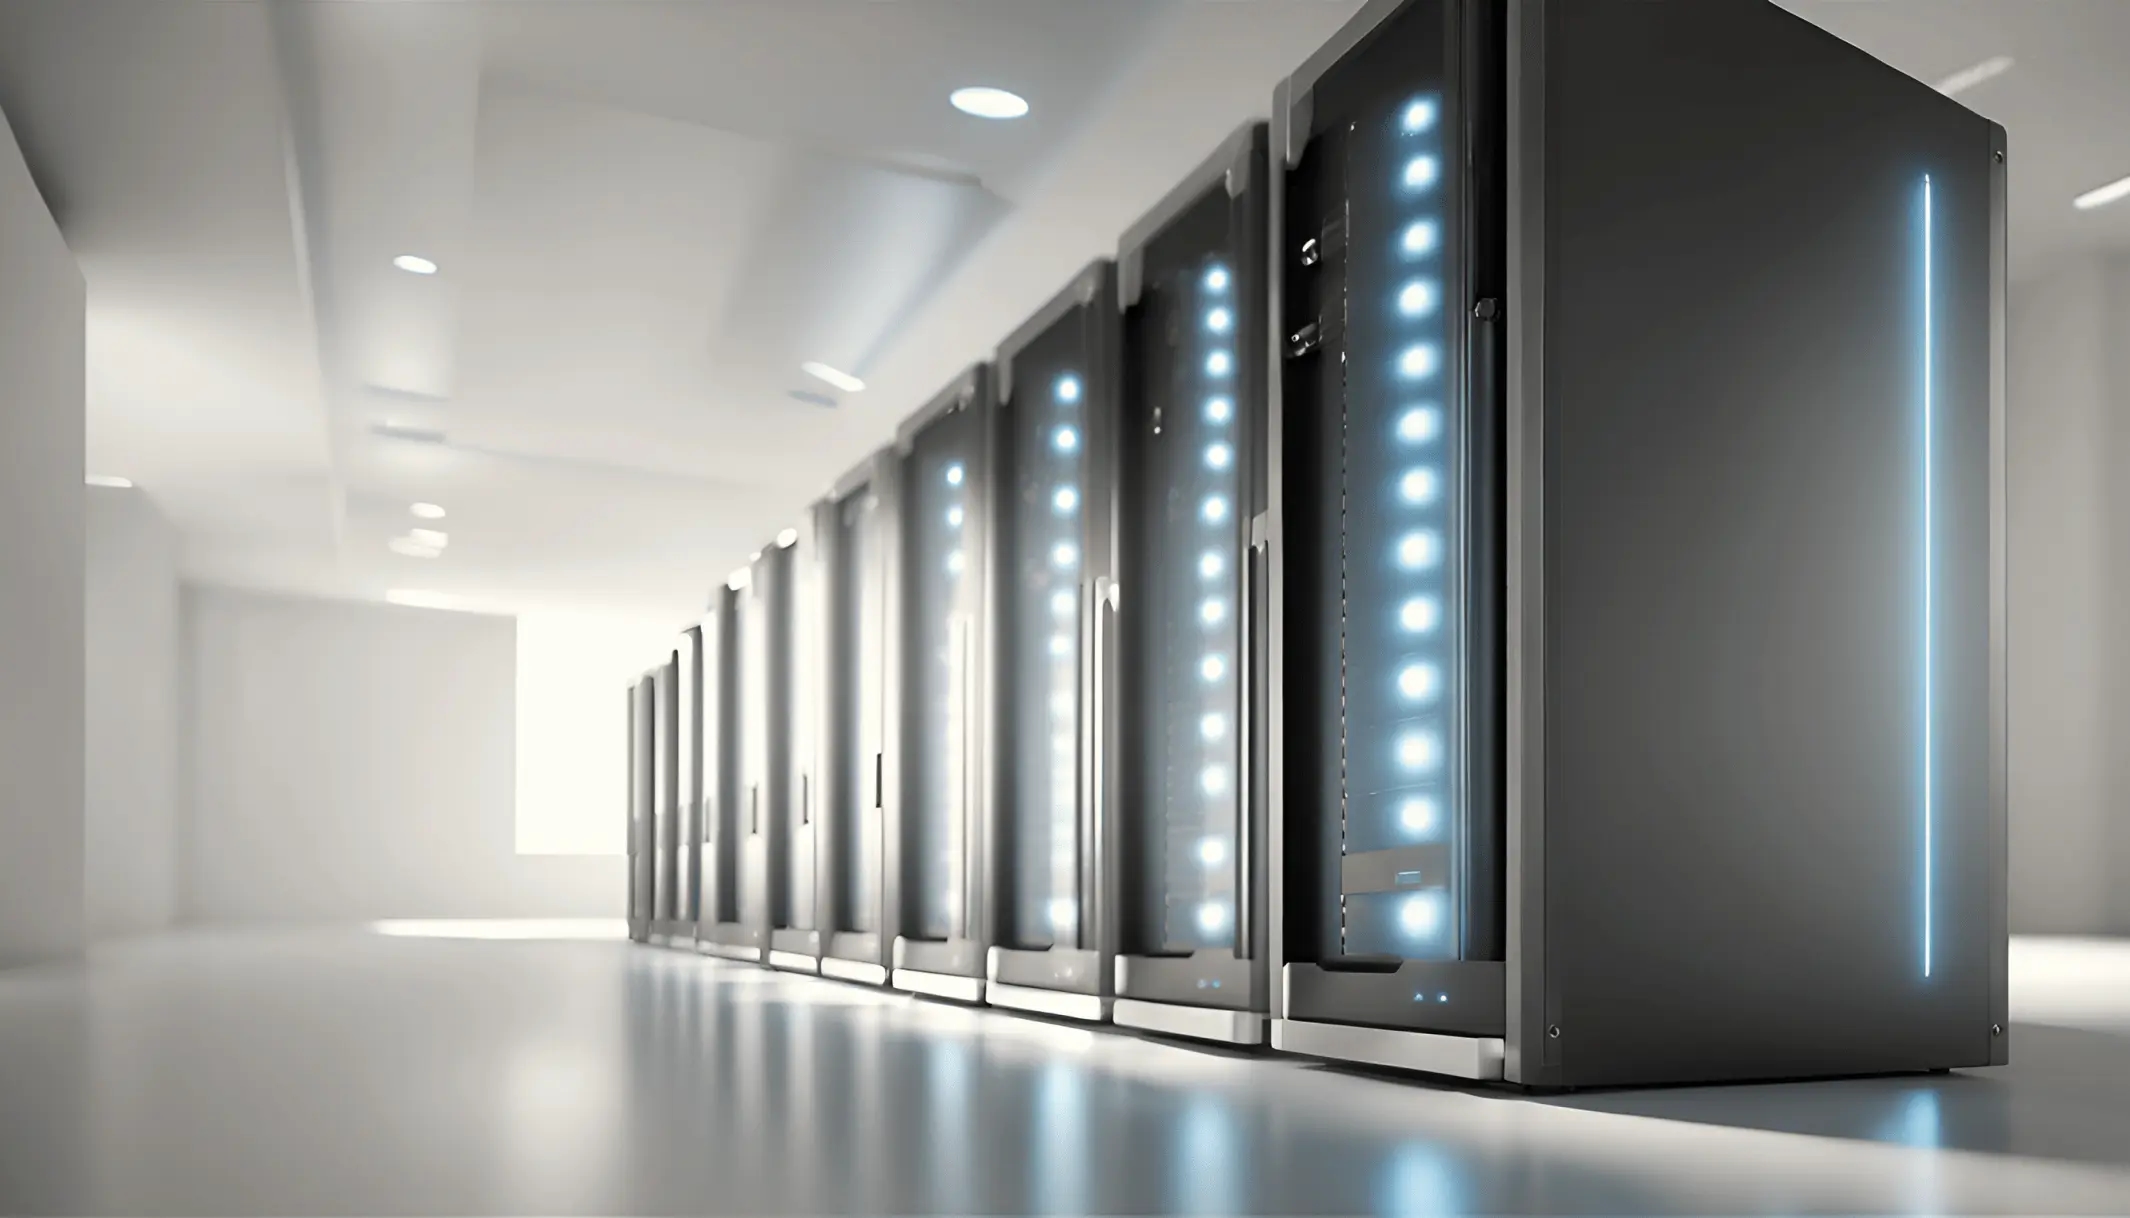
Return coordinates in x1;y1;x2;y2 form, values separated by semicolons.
1397;345;1440;380
1206;396;1233;423
946;549;965;575
1397;407;1441;444
1206;442;1233;470
1202;496;1230;523
1050;590;1075;616
1397;664;1441;702
1204;266;1230;292
1398;892;1443;937
1399;797;1439;837
945;463;964;486
946;505;964;528
1401;98;1438;134
1198;551;1223;579
1196;902;1229;934
1049;634;1071;658
1398;280;1439;317
1054;426;1079;453
1206;307;1233;334
1398;468;1439;504
1403;156;1439;191
1395;732;1441;772
1198;837;1227;866
1920;173;1935;980
1051;542;1078;568
1396;530;1442;570
1400;221;1439;257
1399;597;1440;633
1053;486;1079;514
1206;351;1232;377
1200;713;1226;741
1049;898;1076;930
1200;655;1226;682
1200;599;1227;625
1201;766;1228;795
1055;374;1081;404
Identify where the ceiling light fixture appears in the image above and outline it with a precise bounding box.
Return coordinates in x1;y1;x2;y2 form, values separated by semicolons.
2074;172;2130;212
950;86;1029;120
1934;55;2013;97
410;502;446;520
392;254;439;276
408;528;449;549
800;361;865;393
85;474;134;489
389;536;442;559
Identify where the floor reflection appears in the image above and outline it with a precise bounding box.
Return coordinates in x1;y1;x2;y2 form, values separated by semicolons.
2;928;2127;1215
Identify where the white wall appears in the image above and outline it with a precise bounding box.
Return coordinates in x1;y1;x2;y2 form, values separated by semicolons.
515;610;679;857
85;485;180;939
2008;253;2130;934
0;104;85;967
183;586;622;922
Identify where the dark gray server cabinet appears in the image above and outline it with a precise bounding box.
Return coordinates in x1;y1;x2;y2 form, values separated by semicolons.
674;626;705;941
888;367;995;1003
983;261;1122;1023
628;676;653;943
765;526;825;974
1268;0;2006;1088
817;451;897;987
698;585;757;961
648;650;684;945
732;540;806;970
1110;122;1274;1046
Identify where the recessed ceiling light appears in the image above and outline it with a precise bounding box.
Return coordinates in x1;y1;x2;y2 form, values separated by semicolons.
408;528;449;549
410;502;446;520
800;361;865;393
389;536;442;559
85;474;134;489
950;86;1029;120
776;528;799;548
393;254;439;276
2074;172;2130;212
1935;55;2013;97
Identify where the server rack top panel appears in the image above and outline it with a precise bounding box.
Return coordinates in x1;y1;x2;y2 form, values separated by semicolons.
985;262;1120;1022
889;366;995;999
817;449;896;987
1513;0;2006;1087
1112;122;1273;1044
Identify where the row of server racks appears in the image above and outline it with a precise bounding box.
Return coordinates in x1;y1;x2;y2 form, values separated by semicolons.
627;0;2009;1088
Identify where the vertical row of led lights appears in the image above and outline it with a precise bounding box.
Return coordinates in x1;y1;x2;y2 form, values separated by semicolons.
1386;94;1451;952
1047;373;1084;938
941;458;968;930
1196;263;1238;946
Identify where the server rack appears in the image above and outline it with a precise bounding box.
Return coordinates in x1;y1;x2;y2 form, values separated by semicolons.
647;649;685;946
627;675;653;943
697;585;757;961
888;367;995;1003
1110;122;1274;1045
817;451;898;987
674;626;706;944
982;262;1122;1023
764;528;824;974
1269;0;2006;1087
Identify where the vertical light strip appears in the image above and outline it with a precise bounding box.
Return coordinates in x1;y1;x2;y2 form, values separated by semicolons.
1921;173;1935;980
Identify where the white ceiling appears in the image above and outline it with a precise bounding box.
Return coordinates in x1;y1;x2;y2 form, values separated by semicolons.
0;0;2124;626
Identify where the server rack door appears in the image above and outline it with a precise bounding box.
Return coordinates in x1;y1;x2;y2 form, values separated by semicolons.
1112;124;1271;1030
1274;0;1511;1038
677;627;705;928
652;655;680;928
822;468;890;975
628;679;651;937
766;528;821;968
984;264;1119;1013
736;554;779;934
891;369;992;990
699;587;754;956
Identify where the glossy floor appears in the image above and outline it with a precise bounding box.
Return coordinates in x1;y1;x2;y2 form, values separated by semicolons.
2;927;2128;1215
